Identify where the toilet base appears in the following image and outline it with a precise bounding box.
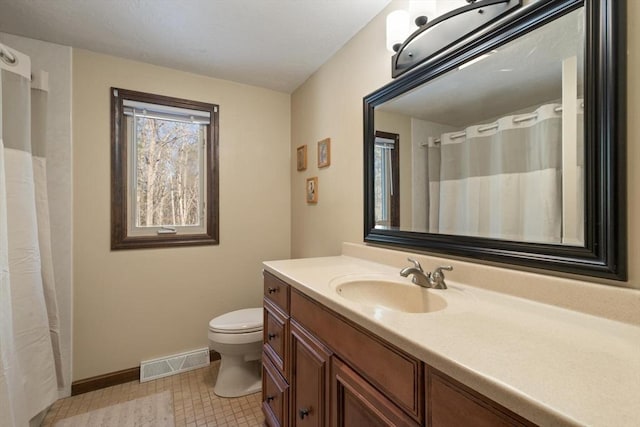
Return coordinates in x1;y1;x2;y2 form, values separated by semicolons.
213;356;261;398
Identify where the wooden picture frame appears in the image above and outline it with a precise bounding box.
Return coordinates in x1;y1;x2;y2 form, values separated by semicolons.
306;177;318;203
317;138;331;168
296;145;307;171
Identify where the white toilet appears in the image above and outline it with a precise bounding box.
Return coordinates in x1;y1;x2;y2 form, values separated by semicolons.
208;308;263;397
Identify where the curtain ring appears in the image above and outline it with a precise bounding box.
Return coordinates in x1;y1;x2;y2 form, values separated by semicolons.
0;48;18;65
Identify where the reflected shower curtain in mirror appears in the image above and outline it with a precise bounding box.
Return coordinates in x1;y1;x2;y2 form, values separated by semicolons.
0;44;61;426
428;103;566;243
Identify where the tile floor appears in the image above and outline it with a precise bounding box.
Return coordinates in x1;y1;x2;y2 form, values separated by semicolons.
42;361;264;427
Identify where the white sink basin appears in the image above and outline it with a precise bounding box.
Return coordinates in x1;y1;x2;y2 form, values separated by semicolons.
334;279;448;314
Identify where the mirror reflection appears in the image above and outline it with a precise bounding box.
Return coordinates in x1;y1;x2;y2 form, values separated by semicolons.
374;8;585;246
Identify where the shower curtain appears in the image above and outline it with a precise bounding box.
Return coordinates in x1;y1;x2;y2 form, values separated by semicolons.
428;103;565;243
0;43;62;426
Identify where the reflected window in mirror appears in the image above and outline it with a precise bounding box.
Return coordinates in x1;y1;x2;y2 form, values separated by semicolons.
374;131;400;228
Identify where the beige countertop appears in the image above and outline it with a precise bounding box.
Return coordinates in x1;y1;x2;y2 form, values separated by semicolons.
263;254;640;427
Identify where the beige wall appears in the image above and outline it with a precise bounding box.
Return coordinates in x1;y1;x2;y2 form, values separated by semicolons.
291;1;640;292
290;2;395;258
73;50;291;380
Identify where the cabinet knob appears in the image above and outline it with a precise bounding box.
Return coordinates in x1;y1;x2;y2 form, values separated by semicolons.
268;333;277;340
266;395;275;403
267;287;278;294
299;408;310;420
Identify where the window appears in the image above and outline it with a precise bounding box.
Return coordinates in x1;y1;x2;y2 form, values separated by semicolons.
111;88;219;249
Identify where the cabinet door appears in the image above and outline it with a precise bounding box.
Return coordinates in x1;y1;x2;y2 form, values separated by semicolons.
332;357;420;427
290;320;332;427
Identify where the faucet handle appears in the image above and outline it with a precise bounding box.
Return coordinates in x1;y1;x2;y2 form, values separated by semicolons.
430;265;453;289
432;265;453;281
407;258;423;272
434;265;453;274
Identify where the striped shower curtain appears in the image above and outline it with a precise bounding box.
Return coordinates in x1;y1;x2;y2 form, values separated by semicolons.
427;103;575;244
0;43;62;426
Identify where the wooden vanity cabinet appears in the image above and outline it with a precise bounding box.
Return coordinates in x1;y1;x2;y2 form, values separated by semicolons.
262;271;535;427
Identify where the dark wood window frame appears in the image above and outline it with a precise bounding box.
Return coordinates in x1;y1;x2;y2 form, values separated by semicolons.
110;87;219;249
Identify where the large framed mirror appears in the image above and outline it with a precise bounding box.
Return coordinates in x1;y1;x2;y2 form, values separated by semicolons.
364;0;626;280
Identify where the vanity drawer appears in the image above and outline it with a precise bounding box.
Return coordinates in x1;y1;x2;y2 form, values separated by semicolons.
263;353;289;427
264;300;288;378
426;367;535;427
332;357;420;427
264;271;290;314
290;288;423;422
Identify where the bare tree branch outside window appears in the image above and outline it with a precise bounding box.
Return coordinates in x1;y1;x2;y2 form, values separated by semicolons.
135;117;202;227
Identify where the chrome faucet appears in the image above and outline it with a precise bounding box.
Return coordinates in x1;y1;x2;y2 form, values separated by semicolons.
399;258;430;287
400;258;453;289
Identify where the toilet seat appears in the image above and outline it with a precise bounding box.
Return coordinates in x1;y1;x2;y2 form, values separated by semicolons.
209;308;262;334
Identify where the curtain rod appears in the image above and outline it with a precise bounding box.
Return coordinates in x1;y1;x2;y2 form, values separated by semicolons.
419;101;584;147
0;42;31;79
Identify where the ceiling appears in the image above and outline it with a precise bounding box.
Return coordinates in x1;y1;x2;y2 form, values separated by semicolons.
0;0;392;93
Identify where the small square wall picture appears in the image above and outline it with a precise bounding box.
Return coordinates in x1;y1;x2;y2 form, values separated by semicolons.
296;145;307;171
306;177;318;203
317;138;331;168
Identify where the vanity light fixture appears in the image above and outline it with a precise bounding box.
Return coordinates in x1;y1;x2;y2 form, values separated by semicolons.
387;1;470;53
389;0;522;78
386;10;411;53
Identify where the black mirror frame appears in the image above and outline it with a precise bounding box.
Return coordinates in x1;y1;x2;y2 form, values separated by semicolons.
363;0;627;281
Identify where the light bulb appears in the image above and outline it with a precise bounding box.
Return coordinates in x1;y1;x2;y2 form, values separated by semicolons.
386;10;411;53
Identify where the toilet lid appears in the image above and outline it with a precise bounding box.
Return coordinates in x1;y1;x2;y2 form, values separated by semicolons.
209;308;263;333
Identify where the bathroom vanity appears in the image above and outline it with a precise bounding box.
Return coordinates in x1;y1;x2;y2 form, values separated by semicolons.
262;271;531;426
261;246;640;427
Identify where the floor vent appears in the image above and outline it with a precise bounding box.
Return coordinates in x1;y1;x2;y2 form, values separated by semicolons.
140;348;210;382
